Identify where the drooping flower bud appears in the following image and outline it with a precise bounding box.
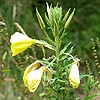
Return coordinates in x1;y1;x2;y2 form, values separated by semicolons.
69;58;80;88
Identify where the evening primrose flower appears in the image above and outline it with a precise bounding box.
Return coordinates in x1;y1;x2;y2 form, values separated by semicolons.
69;58;80;88
23;61;52;93
10;32;35;56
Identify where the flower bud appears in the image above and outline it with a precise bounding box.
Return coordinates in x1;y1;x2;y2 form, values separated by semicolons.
69;58;80;88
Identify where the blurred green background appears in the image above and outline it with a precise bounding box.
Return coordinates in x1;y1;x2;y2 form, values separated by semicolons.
0;0;100;100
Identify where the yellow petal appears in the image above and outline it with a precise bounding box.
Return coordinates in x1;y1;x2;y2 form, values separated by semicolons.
23;61;43;89
23;61;43;78
23;61;52;93
69;59;80;88
23;66;46;93
10;32;35;56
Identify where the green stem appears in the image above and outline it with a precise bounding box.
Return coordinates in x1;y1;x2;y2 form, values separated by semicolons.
66;89;70;100
84;93;89;100
55;36;60;75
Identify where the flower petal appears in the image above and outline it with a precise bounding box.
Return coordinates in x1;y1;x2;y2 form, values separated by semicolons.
23;61;43;77
10;32;31;43
23;66;46;93
23;61;52;93
10;32;35;56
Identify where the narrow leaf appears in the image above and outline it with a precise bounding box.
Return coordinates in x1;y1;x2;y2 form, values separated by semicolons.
61;8;71;25
80;74;89;80
45;13;50;26
60;42;72;55
85;94;100;100
36;8;45;29
64;9;75;30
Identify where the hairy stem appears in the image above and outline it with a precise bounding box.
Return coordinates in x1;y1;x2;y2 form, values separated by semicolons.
55;36;60;73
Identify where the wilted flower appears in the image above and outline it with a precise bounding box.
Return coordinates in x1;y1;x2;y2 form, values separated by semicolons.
10;32;35;56
23;61;52;93
69;58;80;88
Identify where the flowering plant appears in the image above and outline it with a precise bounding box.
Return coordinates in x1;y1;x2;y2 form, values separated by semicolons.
10;3;100;100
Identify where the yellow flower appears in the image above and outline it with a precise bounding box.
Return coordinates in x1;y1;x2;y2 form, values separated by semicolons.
69;59;80;88
10;32;35;56
23;61;52;93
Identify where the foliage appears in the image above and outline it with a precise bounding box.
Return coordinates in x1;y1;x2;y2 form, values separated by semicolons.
0;0;100;100
9;3;100;100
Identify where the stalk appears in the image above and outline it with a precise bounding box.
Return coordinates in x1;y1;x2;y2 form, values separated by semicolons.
55;35;60;75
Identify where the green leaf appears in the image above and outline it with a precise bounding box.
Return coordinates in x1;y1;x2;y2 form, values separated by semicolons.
57;79;66;83
2;69;11;73
85;94;100;100
64;9;75;30
61;8;71;25
39;92;46;97
60;31;68;40
68;45;75;54
80;74;89;80
48;95;59;100
60;42;72;55
45;13;50;26
60;87;66;90
2;51;7;60
36;8;45;29
59;55;67;61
